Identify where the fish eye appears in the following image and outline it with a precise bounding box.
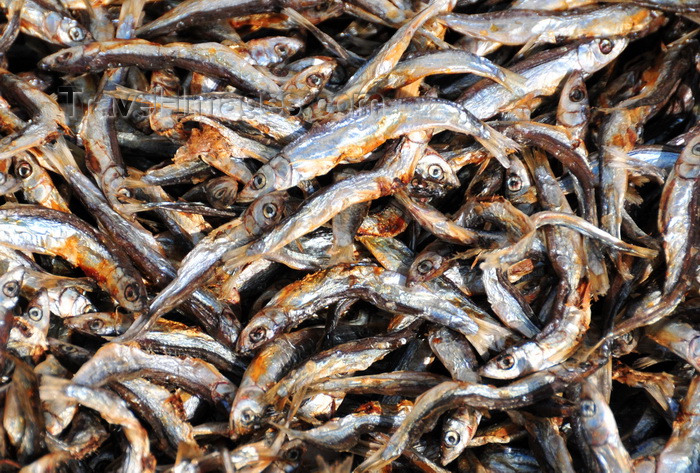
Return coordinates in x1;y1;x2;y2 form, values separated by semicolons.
495;353;515;370
249;327;267;343
261;202;278;220
16;161;32;178
416;259;433;275
68;26;85;42
507;174;522;192
55;51;74;63
88;319;103;331
580;400;597;417
692;143;700;155
306;73;322;87
123;283;140;302
61;344;75;353
443;430;461;447
569;87;585;102
599;39;613;54
117;187;132;200
427;164;444;181
27;307;43;321
131;108;147;120
251;173;266;191
213;187;227;200
274;43;289;57
285;447;302;462
115;305;130;316
2;280;19;297
240;408;257;425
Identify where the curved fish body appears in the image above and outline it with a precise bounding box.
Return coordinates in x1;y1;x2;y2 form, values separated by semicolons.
459;38;628;120
72;342;236;410
243;132;430;259
12;0;91;46
283;403;410;451
40;40;281;97
108;86;306;142
64;167;240;346
0;205;146;313
238;97;519;201
598;39;695;246
480;286;590;379
376;49;524;93
657;376;700;473
658;133;700;292
148;191;287;320
611;133;700;336
355;358;601;473
39;376;155;473
267;329;415;403
646;318;700;371
231;327;324;435
576;382;633;472
441;5;661;47
236;264;478;354
0;69;68;162
135;0;326;38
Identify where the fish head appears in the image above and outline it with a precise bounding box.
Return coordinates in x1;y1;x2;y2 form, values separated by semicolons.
114;272;147;314
205;176;239;209
441;415;477;465
504;156;534;203
230;387;266;436
407;251;445;286
479;350;530;380
242;191;288;237
579;37;629;75
282;60;336;109
54;16;91;47
39;43;97;73
1;266;25;308
578;381;616;447
236;307;285;355
248;36;305;67
63;312;123;337
238;163;282;202
410;149;460;199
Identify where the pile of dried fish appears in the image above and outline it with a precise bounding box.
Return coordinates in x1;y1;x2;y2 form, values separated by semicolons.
0;0;698;471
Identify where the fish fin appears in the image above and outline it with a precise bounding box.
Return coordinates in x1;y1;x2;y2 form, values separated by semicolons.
632;356;664;370
666;27;700;48
466;317;515;356
495;66;527;94
39;138;80;178
512;36;541;62
327;244;356;266
473;125;518;169
106;85;148;104
221;242;257;273
117;0;147;37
